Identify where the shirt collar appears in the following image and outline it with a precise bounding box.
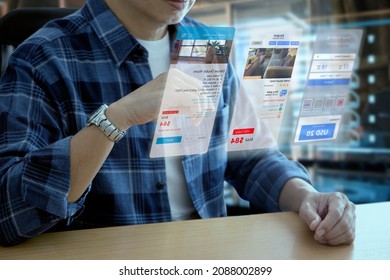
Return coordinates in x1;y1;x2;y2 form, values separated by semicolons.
83;0;181;67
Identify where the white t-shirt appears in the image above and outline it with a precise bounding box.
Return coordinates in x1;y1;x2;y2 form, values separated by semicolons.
138;34;196;221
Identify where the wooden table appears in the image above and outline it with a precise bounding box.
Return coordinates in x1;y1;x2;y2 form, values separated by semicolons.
1;202;389;259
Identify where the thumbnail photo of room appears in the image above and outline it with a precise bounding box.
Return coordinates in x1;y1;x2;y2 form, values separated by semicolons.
171;39;233;64
244;47;297;79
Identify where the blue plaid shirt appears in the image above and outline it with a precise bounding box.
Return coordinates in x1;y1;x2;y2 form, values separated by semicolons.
0;0;310;246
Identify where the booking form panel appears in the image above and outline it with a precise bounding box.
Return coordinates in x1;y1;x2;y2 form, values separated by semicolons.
150;26;235;157
227;29;303;151
294;29;363;143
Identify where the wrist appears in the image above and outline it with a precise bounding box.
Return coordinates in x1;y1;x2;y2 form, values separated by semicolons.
105;102;133;131
279;178;317;212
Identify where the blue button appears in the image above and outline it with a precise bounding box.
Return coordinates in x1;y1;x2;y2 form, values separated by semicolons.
299;123;336;141
156;136;182;144
277;41;290;45
307;78;350;86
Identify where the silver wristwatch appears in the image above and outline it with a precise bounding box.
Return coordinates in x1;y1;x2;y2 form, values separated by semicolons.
87;104;126;143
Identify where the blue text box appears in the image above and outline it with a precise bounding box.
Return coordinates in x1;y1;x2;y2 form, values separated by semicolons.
299;123;336;141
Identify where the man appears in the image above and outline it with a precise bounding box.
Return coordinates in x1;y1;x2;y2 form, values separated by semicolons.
0;0;355;247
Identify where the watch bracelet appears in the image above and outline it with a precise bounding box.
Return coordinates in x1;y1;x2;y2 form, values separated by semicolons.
98;117;126;142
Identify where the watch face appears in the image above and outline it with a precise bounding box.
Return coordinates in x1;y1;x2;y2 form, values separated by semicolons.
88;105;107;124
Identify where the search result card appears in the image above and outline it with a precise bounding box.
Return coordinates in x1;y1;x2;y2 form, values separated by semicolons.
293;29;363;143
150;26;235;158
227;29;303;151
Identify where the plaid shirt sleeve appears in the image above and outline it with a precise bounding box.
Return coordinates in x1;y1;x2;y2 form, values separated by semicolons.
0;54;88;246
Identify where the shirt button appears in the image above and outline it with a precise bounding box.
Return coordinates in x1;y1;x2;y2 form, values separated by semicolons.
156;182;165;190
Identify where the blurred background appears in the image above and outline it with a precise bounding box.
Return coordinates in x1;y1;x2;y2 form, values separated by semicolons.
1;0;389;211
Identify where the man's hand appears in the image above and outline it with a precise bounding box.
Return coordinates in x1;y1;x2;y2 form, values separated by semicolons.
299;192;356;245
279;178;356;246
